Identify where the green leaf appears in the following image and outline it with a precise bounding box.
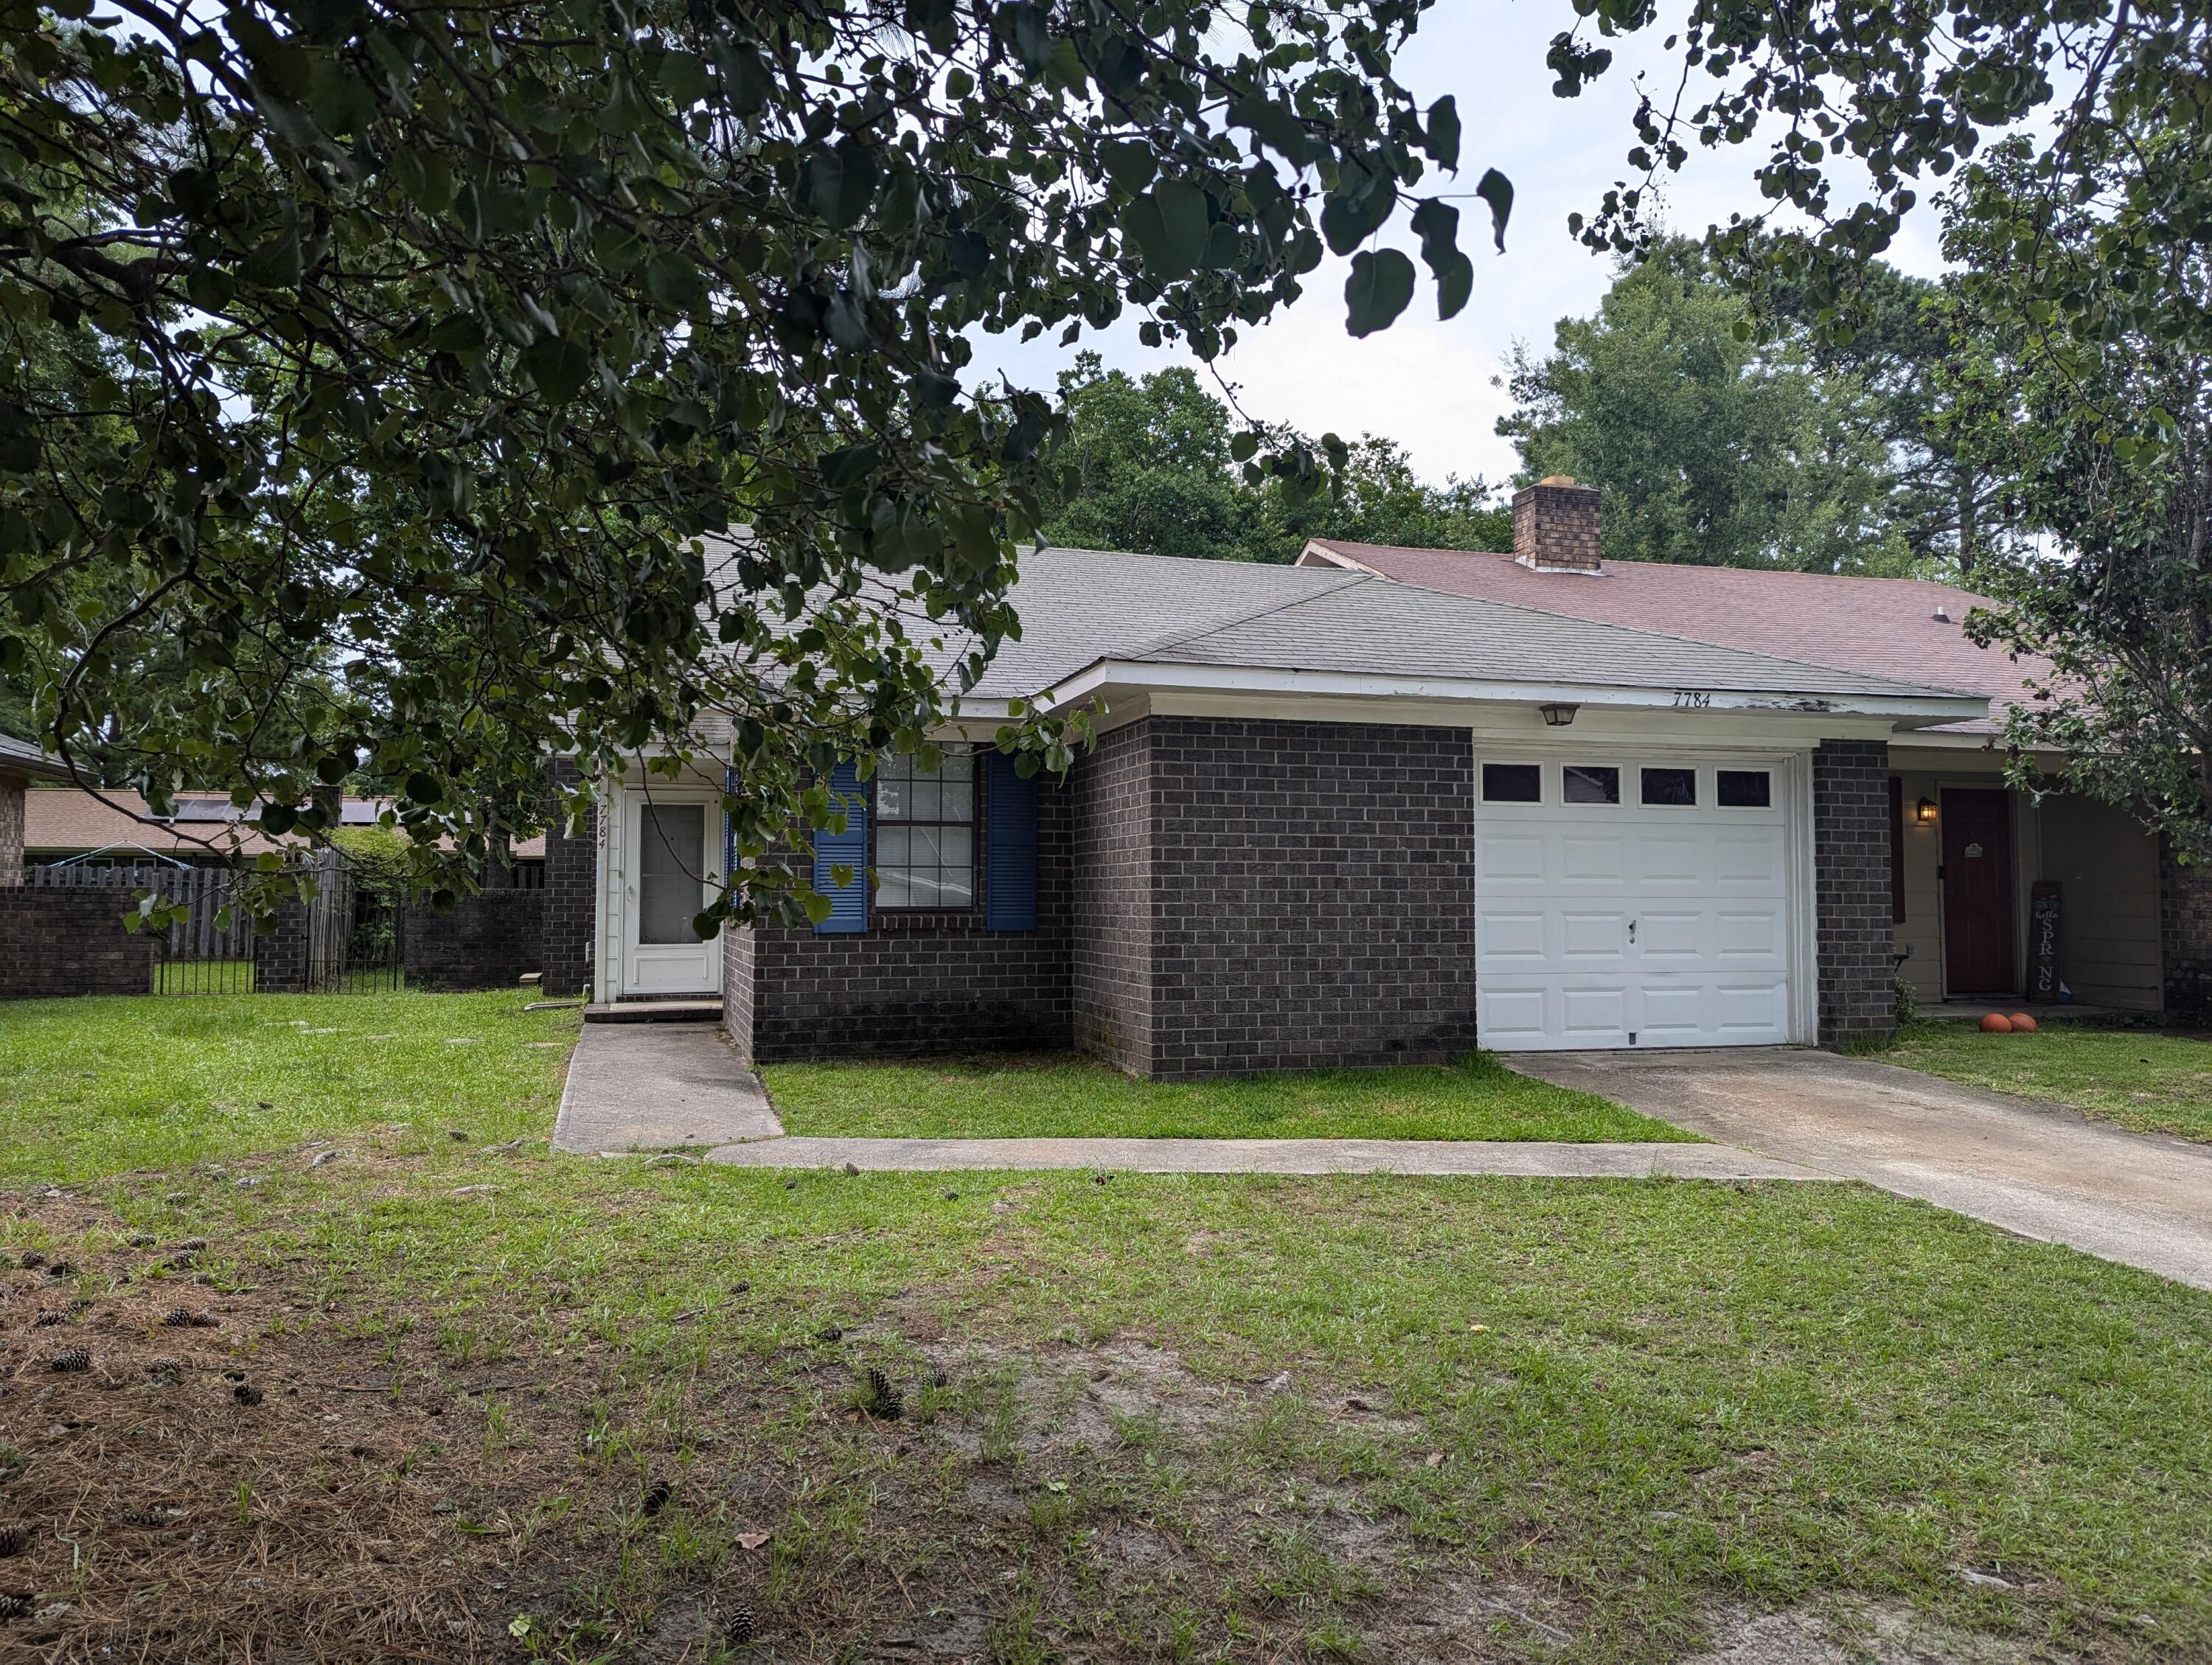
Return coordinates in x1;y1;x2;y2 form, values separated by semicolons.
1475;167;1514;252
1121;180;1211;279
1410;200;1472;320
1425;97;1461;170
1344;248;1415;338
660;50;708;106
522;336;594;406
1320;165;1394;256
995;3;1051;71
646;251;706;314
1100;139;1155;192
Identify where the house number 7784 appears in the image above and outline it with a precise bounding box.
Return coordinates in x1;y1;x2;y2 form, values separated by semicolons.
1672;689;1713;709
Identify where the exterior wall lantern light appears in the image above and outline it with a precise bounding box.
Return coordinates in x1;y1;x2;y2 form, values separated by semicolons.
1916;796;1938;823
1539;703;1579;728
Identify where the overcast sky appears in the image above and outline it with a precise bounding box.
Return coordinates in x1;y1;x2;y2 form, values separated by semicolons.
968;3;1951;489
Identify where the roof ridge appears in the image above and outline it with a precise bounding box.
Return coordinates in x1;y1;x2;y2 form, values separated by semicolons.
1326;538;1990;600
1116;566;1370;661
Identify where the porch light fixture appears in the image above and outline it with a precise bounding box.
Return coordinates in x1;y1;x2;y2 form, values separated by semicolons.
1916;796;1938;823
1539;703;1579;728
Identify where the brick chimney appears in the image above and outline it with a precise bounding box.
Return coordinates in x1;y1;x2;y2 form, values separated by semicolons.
1513;476;1603;573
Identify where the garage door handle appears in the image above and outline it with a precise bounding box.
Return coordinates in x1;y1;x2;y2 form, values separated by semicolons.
1627;920;1637;944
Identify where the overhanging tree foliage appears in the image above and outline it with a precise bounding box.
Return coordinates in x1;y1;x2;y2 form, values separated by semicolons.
0;0;1506;920
1561;0;2212;847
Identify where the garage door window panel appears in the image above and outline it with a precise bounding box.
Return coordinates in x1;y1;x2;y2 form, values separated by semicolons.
1717;769;1773;808
1641;767;1698;807
1482;762;1543;804
1563;765;1621;805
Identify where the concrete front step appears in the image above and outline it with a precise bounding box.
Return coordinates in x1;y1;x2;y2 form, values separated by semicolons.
581;999;723;1025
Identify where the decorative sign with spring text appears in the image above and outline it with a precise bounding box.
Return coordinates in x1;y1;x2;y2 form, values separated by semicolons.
2029;880;2062;1002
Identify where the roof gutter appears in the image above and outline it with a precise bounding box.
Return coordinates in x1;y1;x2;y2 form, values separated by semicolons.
1034;659;1990;729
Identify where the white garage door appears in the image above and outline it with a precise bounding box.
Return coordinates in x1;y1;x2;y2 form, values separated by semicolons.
1475;757;1798;1051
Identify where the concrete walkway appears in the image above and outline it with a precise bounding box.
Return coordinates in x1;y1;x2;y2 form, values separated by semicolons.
1512;1048;2212;1290
701;1136;1825;1179
554;1024;783;1153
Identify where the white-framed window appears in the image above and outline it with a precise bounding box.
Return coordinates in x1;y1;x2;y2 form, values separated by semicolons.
1481;762;1543;803
1562;764;1621;804
875;749;975;909
1717;768;1773;808
1640;765;1698;807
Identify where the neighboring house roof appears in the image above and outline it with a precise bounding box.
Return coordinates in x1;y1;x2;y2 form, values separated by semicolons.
24;789;545;861
1298;540;2044;737
0;733;69;779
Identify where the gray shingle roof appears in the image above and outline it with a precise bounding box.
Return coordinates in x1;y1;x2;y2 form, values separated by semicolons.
700;538;1987;712
962;546;1980;704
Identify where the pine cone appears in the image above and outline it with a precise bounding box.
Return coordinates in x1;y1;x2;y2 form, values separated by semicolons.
862;1367;903;1421
724;1605;756;1645
43;1262;74;1279
641;1481;672;1518
145;1356;182;1384
233;1383;263;1406
32;1312;64;1328
171;1238;207;1253
17;1251;44;1270
49;1347;90;1373
0;1525;24;1557
159;1307;195;1328
815;1324;843;1342
128;1234;156;1248
0;1592;32;1621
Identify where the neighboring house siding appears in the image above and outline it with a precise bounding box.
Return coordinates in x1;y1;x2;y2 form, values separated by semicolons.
542;759;597;998
2161;837;2212;1026
1071;719;1156;1075
0;886;153;998
739;768;1074;1061
405;891;544;991
2039;794;2163;1011
1144;717;1478;1077
1815;739;1896;1046
0;770;23;878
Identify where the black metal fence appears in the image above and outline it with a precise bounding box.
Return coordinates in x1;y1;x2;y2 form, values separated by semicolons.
302;852;407;993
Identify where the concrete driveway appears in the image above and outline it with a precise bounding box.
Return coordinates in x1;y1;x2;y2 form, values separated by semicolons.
1512;1048;2212;1290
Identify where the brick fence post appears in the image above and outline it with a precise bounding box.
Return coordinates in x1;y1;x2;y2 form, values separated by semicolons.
541;759;597;998
1813;738;1896;1048
252;896;312;994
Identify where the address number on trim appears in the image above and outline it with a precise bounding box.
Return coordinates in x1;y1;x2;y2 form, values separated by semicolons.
1672;689;1714;709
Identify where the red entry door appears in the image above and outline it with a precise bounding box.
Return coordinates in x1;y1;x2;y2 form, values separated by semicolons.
1941;788;2016;995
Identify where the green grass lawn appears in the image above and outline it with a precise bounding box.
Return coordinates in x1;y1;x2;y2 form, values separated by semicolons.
3;993;2210;1664
1885;1021;2212;1141
0;990;578;1183
763;1049;1697;1141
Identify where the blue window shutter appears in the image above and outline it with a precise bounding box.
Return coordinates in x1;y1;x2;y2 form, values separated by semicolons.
813;760;869;934
985;751;1038;931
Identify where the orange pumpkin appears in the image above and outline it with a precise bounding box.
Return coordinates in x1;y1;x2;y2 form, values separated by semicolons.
1979;1013;2014;1033
2007;1013;2038;1032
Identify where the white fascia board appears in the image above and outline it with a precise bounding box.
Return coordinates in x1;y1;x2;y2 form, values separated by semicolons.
1037;659;1990;729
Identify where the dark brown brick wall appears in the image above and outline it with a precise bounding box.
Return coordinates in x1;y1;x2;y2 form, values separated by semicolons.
406;891;544;991
1815;738;1896;1047
737;767;1074;1062
1143;717;1478;1077
252;897;313;994
1071;720;1156;1074
2160;836;2212;1024
0;886;153;998
542;759;597;998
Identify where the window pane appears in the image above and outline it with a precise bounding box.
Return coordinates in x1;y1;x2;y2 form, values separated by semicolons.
1717;769;1772;808
637;804;703;944
1641;767;1697;807
1481;763;1542;804
1563;765;1621;804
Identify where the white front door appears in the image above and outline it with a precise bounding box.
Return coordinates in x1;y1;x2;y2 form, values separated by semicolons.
616;791;723;998
1475;755;1798;1051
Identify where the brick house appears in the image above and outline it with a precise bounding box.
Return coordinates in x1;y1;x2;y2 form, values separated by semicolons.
552;479;2212;1078
0;732;68;877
